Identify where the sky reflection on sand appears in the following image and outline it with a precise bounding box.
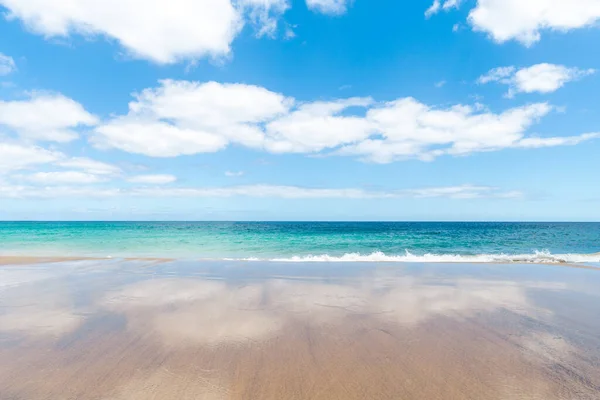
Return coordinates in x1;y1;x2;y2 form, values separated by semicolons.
0;259;599;400
0;259;591;343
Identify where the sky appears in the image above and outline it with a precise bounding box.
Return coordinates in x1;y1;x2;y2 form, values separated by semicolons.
1;0;600;221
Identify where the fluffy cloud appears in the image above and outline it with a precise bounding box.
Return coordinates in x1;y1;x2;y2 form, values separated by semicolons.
90;79;599;163
425;0;463;18
477;66;516;84
0;52;16;75
263;97;375;153
127;174;177;184
13;157;123;184
0;93;98;142
24;171;107;184
94;119;229;157
426;0;600;45
0;143;63;172
0;143;126;190
513;64;595;95
240;0;290;37
0;183;521;200
469;0;600;45
225;171;245;177
91;87;375;156
0;0;290;64
129;79;291;127
306;0;349;15
516;133;600;148
478;64;595;97
55;157;122;175
341;100;553;162
92;80;291;156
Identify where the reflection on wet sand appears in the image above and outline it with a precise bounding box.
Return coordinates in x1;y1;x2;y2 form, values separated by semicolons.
104;279;284;346
0;260;599;399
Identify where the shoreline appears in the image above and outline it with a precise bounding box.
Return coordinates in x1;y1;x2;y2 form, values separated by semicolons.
1;254;599;271
0;255;174;266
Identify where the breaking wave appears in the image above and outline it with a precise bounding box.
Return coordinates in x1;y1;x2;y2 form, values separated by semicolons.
228;250;600;264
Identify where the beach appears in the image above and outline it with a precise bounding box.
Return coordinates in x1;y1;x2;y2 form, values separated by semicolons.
3;0;600;397
1;258;599;399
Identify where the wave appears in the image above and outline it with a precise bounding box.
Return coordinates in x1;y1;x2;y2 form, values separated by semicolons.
227;250;600;264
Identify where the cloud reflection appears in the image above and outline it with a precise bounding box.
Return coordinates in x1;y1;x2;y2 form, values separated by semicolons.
103;279;283;345
0;308;83;337
101;275;564;345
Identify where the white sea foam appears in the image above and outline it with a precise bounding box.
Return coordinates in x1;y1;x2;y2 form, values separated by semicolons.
229;250;600;264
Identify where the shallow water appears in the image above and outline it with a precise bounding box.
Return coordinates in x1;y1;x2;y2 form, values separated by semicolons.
1;221;600;263
0;259;599;399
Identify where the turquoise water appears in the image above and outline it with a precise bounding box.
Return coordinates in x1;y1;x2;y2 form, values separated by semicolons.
1;222;599;262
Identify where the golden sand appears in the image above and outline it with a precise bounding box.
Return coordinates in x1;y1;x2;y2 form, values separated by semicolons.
0;255;92;265
0;260;598;399
0;255;174;266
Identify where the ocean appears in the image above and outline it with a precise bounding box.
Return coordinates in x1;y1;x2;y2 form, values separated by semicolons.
0;221;599;263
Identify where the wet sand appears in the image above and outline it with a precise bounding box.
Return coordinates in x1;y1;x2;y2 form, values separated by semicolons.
0;256;174;266
0;255;95;265
0;259;599;399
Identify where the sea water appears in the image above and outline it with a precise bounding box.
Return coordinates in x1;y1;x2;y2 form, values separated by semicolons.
1;221;599;263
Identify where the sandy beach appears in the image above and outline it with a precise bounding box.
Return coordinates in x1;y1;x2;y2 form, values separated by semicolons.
0;259;599;399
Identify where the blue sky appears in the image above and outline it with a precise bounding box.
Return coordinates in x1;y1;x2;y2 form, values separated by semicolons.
1;0;600;221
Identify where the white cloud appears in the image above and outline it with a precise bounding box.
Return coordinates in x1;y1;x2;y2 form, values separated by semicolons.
0;0;290;64
426;0;600;45
443;0;462;10
425;0;441;18
24;171;106;184
0;93;98;142
55;157;122;175
478;64;595;97
425;0;463;17
0;185;119;198
240;0;290;37
512;64;595;95
0;143;63;172
90;79;600;163
477;66;516;84
134;185;396;199
225;171;245;177
0;52;16;75
130;79;291;128
0;183;521;200
435;80;446;88
469;0;600;45
127;174;177;184
92;79;291;156
403;185;522;199
516;132;600;148
263;97;375;153
0;145;122;186
341;100;554;162
94;118;229;157
306;0;349;15
284;26;296;39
